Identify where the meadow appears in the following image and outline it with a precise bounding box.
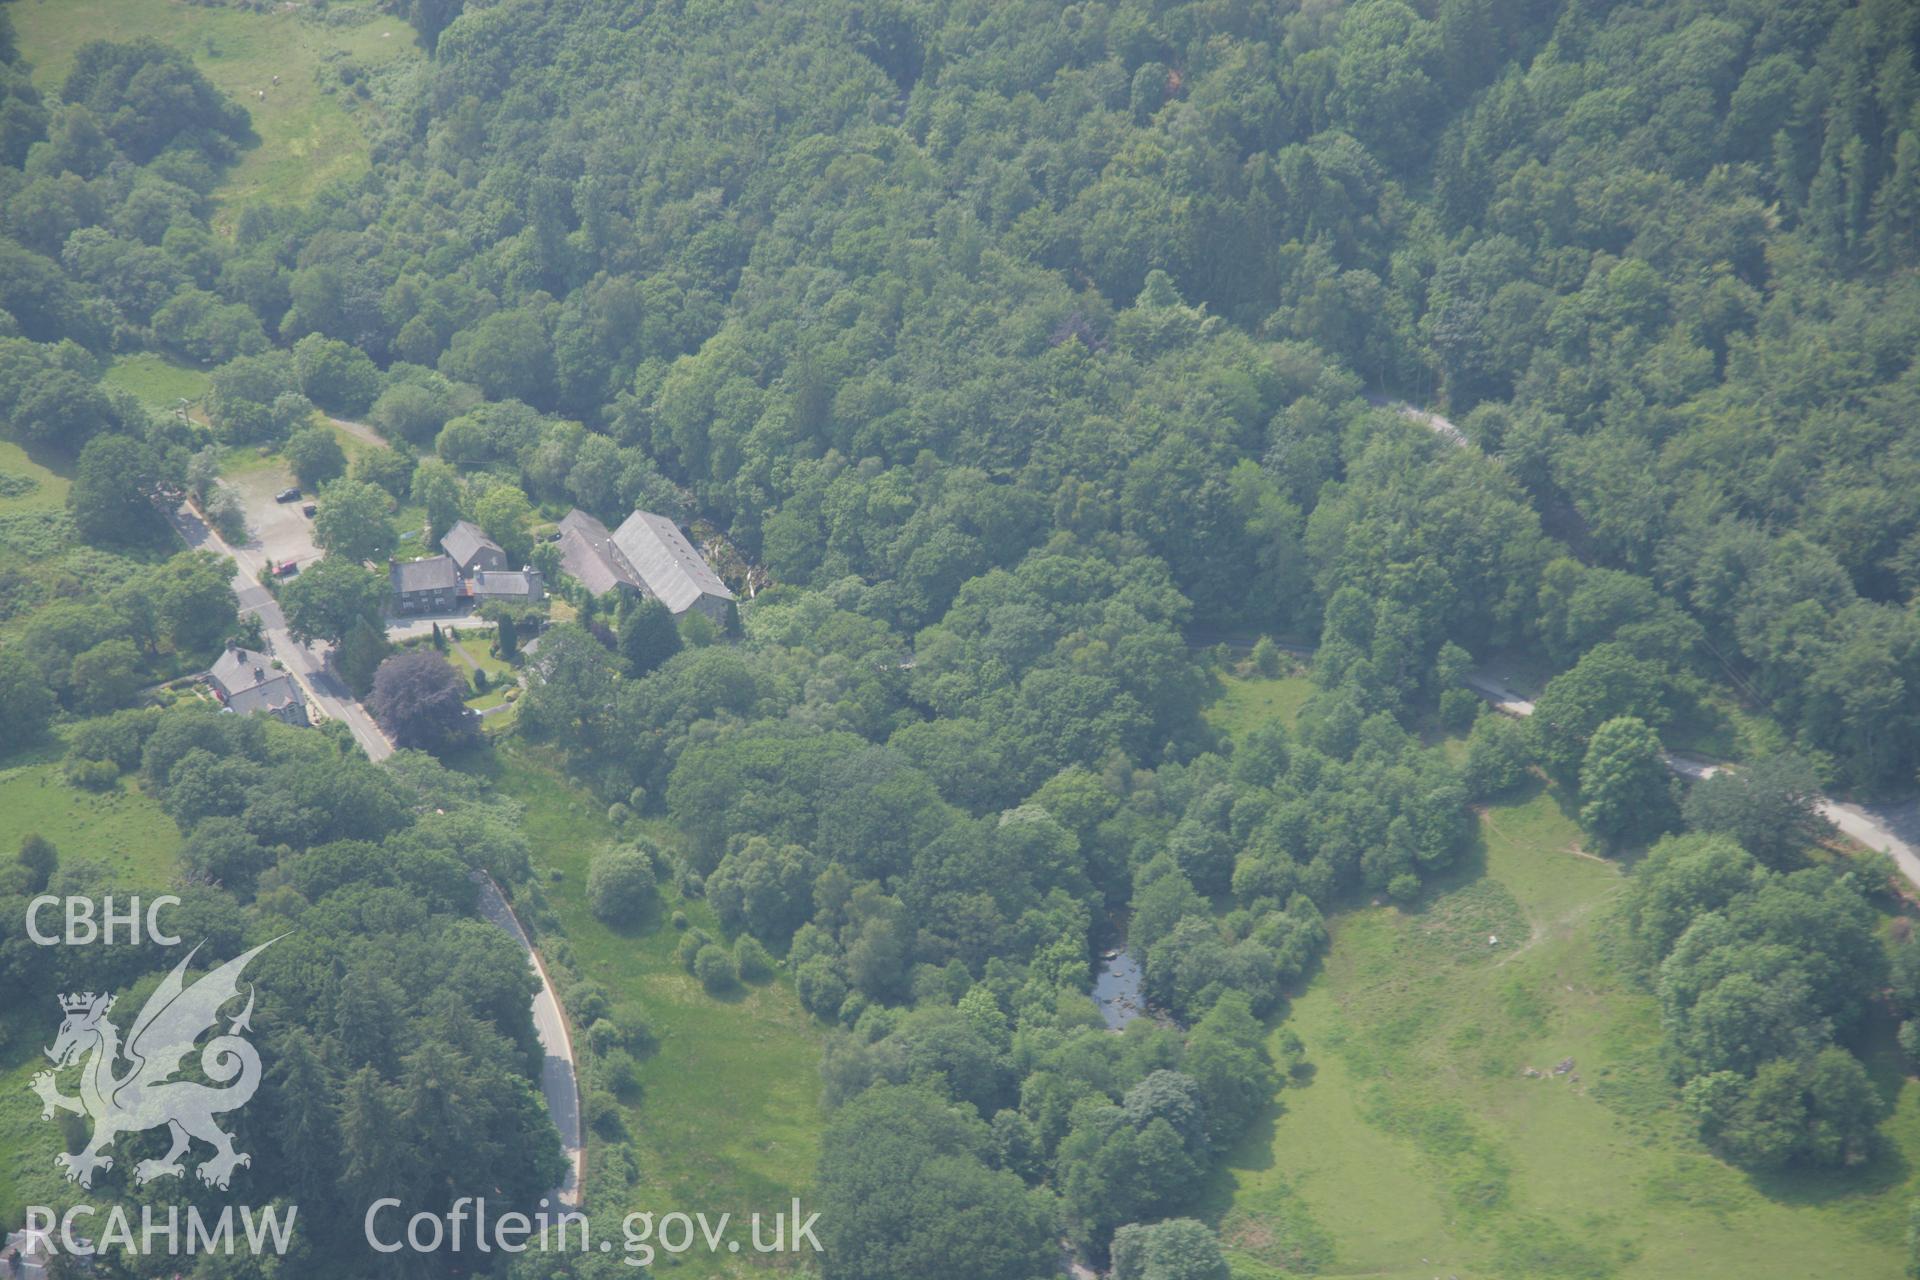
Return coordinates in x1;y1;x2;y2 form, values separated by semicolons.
0;740;184;1225
1204;672;1920;1280
473;744;825;1278
0;438;74;636
10;0;419;225
1206;667;1315;745
101;353;211;415
0;438;66;517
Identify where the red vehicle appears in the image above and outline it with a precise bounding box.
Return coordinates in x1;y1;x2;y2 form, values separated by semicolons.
274;560;299;578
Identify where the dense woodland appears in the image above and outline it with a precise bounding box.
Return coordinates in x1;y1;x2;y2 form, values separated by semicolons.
0;715;566;1273
3;0;1920;1277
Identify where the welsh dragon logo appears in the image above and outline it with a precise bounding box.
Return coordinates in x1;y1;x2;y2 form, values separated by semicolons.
31;940;276;1190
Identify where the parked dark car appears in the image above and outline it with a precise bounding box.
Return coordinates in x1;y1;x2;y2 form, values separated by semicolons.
301;503;317;517
274;487;301;503
274;560;299;577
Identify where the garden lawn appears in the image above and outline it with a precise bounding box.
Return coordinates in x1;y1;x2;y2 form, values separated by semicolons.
403;629;517;709
476;744;824;1278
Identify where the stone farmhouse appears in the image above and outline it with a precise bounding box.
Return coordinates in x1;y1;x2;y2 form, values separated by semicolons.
389;553;460;615
390;521;547;616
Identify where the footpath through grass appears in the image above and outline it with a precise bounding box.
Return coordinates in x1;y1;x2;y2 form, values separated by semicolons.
476;744;824;1278
1203;674;1919;1280
12;0;419;223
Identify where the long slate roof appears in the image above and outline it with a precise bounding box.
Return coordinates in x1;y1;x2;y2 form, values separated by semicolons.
555;508;733;611
441;519;501;568
556;510;640;596
391;554;458;593
610;511;734;614
468;568;544;599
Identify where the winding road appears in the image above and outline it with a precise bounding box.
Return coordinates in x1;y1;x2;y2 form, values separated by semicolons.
475;873;585;1207
1381;394;1920;888
1460;566;1920;889
1366;391;1470;447
168;417;586;1204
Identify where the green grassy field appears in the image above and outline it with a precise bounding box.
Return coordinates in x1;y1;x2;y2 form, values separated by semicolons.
0;437;70;580
0;741;182;892
477;745;824;1277
1207;670;1314;740
0;742;184;1224
0;439;66;516
1203;676;1919;1280
11;0;419;224
101;353;211;414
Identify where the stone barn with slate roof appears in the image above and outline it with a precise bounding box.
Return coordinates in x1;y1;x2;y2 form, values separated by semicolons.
555;507;735;623
467;567;545;606
441;519;507;575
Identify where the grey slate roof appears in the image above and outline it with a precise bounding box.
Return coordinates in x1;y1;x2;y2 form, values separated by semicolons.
468;568;544;600
554;507;732;613
391;554;459;594
224;677;305;718
441;519;502;570
556;509;641;596
558;509;608;540
209;644;277;696
208;645;306;720
610;511;735;615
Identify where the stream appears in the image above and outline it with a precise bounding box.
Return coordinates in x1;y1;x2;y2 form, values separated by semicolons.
1093;948;1145;1029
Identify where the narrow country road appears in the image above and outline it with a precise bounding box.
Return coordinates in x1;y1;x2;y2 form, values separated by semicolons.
166;420;586;1202
1464;670;1920;889
1819;798;1920;892
1366;391;1470;447
474;873;585;1208
166;499;395;760
168;416;579;1205
1381;401;1920;889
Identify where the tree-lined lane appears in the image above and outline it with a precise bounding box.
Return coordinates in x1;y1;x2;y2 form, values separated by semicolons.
165;498;394;759
1467;637;1920;888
